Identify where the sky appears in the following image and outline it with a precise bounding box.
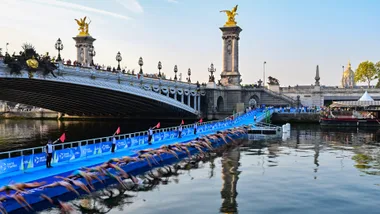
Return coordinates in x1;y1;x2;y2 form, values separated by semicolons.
0;0;379;86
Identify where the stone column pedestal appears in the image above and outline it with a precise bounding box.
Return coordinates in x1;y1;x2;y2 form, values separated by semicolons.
73;36;96;67
220;26;242;87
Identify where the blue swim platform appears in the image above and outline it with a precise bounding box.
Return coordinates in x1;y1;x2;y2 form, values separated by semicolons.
0;108;274;213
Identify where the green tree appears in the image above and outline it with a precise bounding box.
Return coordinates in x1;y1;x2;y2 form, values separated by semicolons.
355;61;376;87
376;61;380;88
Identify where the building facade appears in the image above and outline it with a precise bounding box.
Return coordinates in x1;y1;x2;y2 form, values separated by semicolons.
341;61;356;88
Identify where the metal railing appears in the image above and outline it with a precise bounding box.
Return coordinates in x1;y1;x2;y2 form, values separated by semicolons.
0;108;263;160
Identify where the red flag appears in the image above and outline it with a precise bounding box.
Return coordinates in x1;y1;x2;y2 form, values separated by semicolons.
199;118;203;123
181;120;184;125
115;127;120;135
155;122;161;129
59;133;66;143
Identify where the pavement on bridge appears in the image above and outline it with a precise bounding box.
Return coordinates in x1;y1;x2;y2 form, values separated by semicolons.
0;110;267;186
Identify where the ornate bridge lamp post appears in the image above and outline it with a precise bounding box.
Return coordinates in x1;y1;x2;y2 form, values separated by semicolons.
89;45;96;66
138;57;144;74
158;61;162;78
116;51;122;71
258;79;263;87
174;65;178;81
208;63;215;82
187;68;191;83
55;38;64;62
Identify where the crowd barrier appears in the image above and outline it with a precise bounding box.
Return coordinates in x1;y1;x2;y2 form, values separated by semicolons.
0;108;268;176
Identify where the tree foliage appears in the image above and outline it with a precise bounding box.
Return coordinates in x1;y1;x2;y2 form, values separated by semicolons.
354;61;376;87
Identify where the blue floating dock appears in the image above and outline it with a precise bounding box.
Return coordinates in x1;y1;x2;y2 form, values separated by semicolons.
0;109;273;213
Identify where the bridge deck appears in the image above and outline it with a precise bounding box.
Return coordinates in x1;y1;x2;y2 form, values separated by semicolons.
0;109;269;187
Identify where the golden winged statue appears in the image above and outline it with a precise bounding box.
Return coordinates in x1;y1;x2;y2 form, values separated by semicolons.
220;5;238;27
75;16;91;36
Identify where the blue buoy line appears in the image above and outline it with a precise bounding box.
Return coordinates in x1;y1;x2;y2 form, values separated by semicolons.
0;108;274;213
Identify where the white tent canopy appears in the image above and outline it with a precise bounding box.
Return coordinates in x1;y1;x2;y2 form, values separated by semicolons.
358;91;374;101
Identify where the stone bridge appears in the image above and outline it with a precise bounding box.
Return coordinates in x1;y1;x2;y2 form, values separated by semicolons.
0;62;203;119
278;84;380;106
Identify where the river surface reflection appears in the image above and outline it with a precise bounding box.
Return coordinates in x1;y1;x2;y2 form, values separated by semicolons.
22;123;380;214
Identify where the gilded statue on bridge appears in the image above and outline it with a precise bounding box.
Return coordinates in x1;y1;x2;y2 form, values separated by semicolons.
75;16;91;36
220;5;238;27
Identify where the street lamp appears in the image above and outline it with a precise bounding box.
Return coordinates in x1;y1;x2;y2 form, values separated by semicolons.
187;68;191;83
208;63;216;82
138;57;144;74
116;51;122;71
55;38;64;62
258;79;263;87
174;65;178;81
6;43;9;54
89;45;96;66
263;61;266;87
158;61;162;77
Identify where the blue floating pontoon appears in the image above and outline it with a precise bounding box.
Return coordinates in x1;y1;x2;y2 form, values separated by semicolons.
0;109;273;213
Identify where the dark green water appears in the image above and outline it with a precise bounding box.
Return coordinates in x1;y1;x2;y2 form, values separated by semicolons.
3;121;380;213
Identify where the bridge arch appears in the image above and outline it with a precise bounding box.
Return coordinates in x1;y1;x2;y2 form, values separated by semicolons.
0;64;200;118
248;95;259;108
217;96;224;112
248;95;260;107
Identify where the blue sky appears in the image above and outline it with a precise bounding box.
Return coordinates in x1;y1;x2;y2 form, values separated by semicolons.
0;0;379;86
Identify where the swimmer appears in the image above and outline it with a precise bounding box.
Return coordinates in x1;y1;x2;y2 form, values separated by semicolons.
103;163;130;178
0;181;46;195
138;153;157;167
121;156;139;164
11;191;33;211
103;170;127;189
67;170;99;190
43;181;79;196
106;158;122;164
55;176;92;195
157;148;179;159
41;194;74;214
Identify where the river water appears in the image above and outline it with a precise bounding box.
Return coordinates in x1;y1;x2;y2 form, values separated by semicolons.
4;121;380;213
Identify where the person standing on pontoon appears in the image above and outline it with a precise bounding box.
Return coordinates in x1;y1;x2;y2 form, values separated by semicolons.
111;137;116;153
46;139;54;168
148;127;154;145
178;124;183;138
194;122;198;135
